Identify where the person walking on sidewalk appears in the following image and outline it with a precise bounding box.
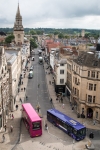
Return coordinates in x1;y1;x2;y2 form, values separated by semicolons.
4;124;7;132
10;125;13;132
50;98;52;103
16;104;18;111
20;98;22;103
45;123;48;130
2;134;5;143
9;113;12;119
62;103;65;109
12;114;14;120
24;87;26;91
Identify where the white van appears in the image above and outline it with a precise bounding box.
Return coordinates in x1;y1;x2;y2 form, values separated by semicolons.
32;57;34;61
28;71;33;79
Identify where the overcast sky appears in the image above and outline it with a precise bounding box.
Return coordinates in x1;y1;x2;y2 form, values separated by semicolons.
0;0;100;29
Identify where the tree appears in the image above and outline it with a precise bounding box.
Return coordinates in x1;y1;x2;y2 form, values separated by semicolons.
58;33;64;39
5;34;15;43
30;38;37;48
64;35;70;39
30;30;36;35
36;30;43;35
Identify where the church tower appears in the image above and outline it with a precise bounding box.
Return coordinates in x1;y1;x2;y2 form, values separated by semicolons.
13;3;24;45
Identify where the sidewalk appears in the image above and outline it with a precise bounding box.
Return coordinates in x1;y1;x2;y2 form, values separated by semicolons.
44;61;100;130
0;61;32;150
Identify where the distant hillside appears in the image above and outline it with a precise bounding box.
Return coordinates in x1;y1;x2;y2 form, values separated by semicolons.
0;28;100;35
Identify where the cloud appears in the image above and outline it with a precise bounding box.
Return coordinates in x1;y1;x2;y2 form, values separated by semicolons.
0;0;100;29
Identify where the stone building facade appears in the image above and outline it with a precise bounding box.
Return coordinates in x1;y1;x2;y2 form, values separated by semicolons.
5;49;21;111
71;51;100;123
0;46;9;129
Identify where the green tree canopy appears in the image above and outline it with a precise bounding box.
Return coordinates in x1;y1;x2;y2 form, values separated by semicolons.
58;33;64;39
36;30;43;35
30;30;36;35
30;38;37;48
5;34;15;43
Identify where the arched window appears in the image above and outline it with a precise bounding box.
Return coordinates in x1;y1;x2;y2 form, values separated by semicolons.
2;69;3;74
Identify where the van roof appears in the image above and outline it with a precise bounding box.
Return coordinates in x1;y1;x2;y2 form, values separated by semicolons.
29;71;33;73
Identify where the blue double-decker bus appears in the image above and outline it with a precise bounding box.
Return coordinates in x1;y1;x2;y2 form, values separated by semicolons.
47;109;86;141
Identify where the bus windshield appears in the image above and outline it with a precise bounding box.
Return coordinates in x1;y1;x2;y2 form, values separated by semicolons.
78;128;86;136
32;122;41;130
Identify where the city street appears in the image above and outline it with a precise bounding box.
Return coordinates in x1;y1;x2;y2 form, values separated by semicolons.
0;48;100;150
19;48;89;150
26;49;53;115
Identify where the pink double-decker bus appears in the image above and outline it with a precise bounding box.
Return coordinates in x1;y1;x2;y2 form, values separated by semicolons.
22;103;42;137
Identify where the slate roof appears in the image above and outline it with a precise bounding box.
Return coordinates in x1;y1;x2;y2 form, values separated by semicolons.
74;51;100;68
0;31;6;36
5;50;18;65
58;59;67;64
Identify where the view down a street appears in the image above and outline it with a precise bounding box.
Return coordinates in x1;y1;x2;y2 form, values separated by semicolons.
1;1;100;150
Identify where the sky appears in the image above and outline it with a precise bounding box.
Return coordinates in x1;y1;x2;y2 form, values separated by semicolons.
0;0;100;29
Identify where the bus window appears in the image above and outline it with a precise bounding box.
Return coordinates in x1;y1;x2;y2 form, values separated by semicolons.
67;125;73;132
63;124;67;130
73;129;77;135
48;113;56;121
32;122;41;130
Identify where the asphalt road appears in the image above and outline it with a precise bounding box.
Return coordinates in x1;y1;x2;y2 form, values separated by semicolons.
26;48;52;115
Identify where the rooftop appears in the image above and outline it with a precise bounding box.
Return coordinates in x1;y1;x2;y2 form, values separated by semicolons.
74;51;100;68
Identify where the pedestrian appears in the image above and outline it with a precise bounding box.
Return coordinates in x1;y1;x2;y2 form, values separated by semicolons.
24;87;26;91
16;104;18;111
12;114;14;120
62;103;65;109
9;113;12;119
20;98;22;103
59;98;61;103
10;125;13;132
50;98;52;103
38;84;40;88
37;106;40;113
45;123;48;130
4;124;7;132
2;134;5;143
72;107;74;112
49;81;51;84
56;97;58;101
26;96;28;100
93;120;96;125
61;97;63;103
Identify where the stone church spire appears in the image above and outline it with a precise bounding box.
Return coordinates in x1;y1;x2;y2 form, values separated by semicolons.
14;3;24;31
13;3;24;45
16;3;20;16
